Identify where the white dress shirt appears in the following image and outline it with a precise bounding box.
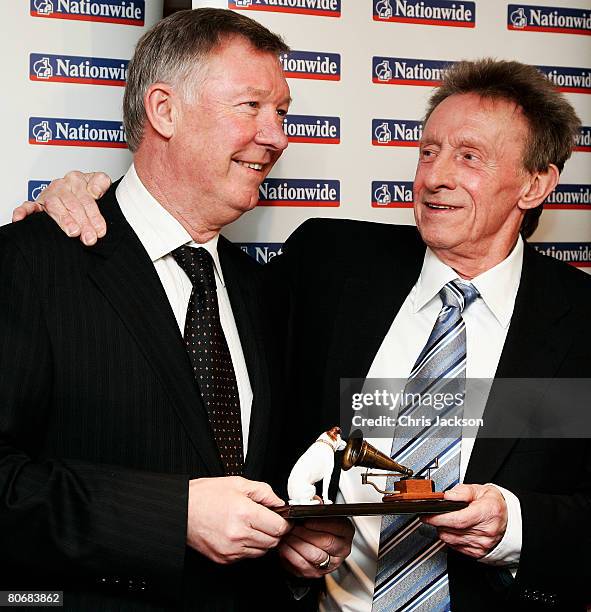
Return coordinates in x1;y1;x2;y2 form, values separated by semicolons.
321;240;525;612
116;164;253;457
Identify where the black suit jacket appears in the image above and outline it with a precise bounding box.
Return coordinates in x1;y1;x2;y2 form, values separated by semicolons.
274;218;591;611
0;184;291;611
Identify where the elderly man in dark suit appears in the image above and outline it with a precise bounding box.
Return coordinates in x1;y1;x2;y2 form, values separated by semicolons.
276;60;591;611
1;9;352;611
16;60;591;611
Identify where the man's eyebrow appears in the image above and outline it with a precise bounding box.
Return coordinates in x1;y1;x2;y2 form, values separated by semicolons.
418;134;439;146
244;87;268;97
243;87;292;104
420;133;488;149
457;135;487;148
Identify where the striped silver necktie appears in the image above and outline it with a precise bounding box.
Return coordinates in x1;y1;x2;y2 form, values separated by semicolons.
372;280;479;612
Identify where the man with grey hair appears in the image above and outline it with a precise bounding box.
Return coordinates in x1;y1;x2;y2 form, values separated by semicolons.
29;57;591;610
1;8;352;610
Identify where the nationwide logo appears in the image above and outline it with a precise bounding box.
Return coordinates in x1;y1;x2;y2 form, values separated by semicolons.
30;0;144;25
30;53;128;86
238;243;283;264
372;119;422;146
258;178;340;206
28;180;50;202
575;126;591;151
283;114;340;144
373;56;453;86
508;4;591;36
371;181;414;208
29;117;127;148
536;64;591;94
229;0;341;18
280;51;341;81
544;184;591;210
373;0;475;28
531;242;591;268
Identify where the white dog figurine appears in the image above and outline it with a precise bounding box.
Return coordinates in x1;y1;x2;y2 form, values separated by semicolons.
288;427;346;505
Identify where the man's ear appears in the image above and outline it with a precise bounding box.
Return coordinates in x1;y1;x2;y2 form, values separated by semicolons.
518;164;560;211
143;82;177;141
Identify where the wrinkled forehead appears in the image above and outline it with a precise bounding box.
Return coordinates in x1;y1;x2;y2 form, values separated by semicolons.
430;93;526;127
175;34;290;104
423;93;529;146
200;33;286;79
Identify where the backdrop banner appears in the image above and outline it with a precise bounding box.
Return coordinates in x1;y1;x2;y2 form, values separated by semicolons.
2;0;164;223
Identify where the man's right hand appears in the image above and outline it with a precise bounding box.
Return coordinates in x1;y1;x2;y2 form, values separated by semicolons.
12;171;111;246
187;476;291;564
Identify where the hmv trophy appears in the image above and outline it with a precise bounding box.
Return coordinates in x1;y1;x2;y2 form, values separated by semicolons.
276;428;467;518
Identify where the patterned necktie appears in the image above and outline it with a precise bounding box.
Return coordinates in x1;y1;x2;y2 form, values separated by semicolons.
172;246;244;476
372;280;479;612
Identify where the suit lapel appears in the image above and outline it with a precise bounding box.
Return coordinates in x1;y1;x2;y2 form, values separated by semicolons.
465;245;573;483
218;237;271;479
86;185;224;476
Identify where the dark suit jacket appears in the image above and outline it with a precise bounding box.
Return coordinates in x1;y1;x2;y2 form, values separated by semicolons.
0;184;292;611
274;218;591;611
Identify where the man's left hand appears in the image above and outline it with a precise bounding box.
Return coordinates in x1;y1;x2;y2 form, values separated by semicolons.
278;517;354;578
421;484;507;559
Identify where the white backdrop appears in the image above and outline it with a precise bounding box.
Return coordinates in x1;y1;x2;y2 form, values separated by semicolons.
2;0;163;222
4;1;590;271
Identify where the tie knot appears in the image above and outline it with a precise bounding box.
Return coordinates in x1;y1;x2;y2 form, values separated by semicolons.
439;280;479;312
171;246;216;290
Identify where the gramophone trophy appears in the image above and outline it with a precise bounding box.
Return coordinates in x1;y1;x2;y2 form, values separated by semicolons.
276;428;467;518
342;429;447;502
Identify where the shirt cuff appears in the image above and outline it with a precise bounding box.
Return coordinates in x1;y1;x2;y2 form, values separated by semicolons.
478;484;521;567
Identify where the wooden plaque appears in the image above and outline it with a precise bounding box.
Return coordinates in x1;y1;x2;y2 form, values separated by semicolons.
275;500;468;519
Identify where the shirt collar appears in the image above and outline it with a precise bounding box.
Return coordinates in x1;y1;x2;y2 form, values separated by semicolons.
115;164;226;287
412;236;524;328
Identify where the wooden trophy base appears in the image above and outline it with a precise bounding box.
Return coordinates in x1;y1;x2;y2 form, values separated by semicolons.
382;478;444;502
276;479;466;518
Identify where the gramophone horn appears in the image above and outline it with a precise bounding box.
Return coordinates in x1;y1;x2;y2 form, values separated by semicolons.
342;429;413;477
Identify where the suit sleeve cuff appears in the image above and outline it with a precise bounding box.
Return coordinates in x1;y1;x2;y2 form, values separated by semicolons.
478;484;521;567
